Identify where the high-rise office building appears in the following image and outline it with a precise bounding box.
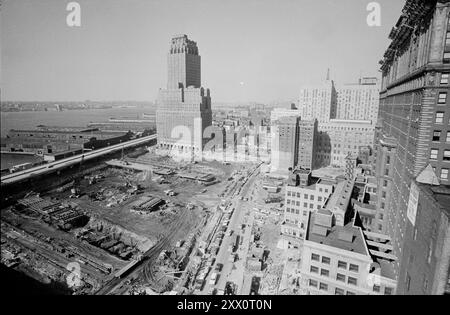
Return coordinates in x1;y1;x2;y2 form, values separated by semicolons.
297;120;318;170
298;79;337;123
270;116;300;174
315;120;375;169
156;35;212;160
336;78;380;123
270;114;318;175
376;0;450;294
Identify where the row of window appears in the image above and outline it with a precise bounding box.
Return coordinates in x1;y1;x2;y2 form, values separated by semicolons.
432;130;450;142
430;149;450;161
310;266;358;285
287;191;328;198
310;253;359;272
308;279;355;295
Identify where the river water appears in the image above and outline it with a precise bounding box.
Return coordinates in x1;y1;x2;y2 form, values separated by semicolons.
0;107;155;169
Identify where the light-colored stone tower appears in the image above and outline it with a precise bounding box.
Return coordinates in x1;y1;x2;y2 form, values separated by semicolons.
156;35;212;161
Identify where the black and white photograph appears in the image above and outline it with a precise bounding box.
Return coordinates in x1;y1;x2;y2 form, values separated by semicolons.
0;0;449;300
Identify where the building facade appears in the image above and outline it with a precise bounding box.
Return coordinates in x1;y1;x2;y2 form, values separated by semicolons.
298;80;337;123
315;120;375;169
156;35;212;160
282;170;335;240
375;0;450;293
336;77;380;123
270;116;300;174
300;210;397;295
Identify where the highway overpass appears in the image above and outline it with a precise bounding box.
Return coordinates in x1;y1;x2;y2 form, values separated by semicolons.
1;134;157;187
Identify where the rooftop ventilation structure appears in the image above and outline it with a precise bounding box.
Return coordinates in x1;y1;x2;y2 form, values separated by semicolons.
338;230;354;243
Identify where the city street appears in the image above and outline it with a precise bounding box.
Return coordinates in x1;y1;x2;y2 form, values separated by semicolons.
200;164;261;294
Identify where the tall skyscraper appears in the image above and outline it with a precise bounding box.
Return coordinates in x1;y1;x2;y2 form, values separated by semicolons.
336;77;380;123
376;0;450;294
271;116;300;174
156;35;212;160
298;78;337;123
270;113;318;175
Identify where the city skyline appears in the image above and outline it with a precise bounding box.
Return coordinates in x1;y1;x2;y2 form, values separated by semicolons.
1;0;404;103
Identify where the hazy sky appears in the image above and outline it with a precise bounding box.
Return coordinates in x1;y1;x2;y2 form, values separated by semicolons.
1;0;404;103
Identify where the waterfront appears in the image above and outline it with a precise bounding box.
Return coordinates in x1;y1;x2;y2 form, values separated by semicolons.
0;107;155;169
0;107;155;136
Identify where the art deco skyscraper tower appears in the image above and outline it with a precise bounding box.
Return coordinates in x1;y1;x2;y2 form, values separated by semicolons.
156;35;212;160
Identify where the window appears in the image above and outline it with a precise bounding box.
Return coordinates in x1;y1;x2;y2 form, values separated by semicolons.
447;131;450;142
319;283;328;291
311;253;320;262
304;194;308;199
442;169;449;180
346;291;355;295
436;112;444;123
337;261;347;269
310;266;319;273
310;195;314;201
336;273;346;282
322;256;330;265
430;149;438;160
348;277;358;285
303;211;307;216
309;203;313;209
373;285;380;293
438;92;447;104
432;130;441;141
303;202;308;207
287;191;291;197
349;264;359;272
309;279;318;287
382;191;386;198
381;202;385;209
335;288;345;295
441;73;449;84
445;52;450;62
384;287;393;295
444;150;450;161
321;269;329;277
379;214;384;220
383;180;388;187
386;156;390;164
384;169;389;176
447;32;450;45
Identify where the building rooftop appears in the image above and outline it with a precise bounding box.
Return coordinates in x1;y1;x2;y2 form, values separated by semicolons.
418;183;450;216
322;179;353;219
306;211;368;256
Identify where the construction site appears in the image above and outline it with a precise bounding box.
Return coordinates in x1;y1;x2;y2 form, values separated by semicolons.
0;144;253;295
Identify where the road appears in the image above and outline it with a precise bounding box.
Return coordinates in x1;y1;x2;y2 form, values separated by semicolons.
200;164;261;294
1;134;156;186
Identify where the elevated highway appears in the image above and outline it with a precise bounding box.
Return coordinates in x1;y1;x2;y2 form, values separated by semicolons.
1;134;156;187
